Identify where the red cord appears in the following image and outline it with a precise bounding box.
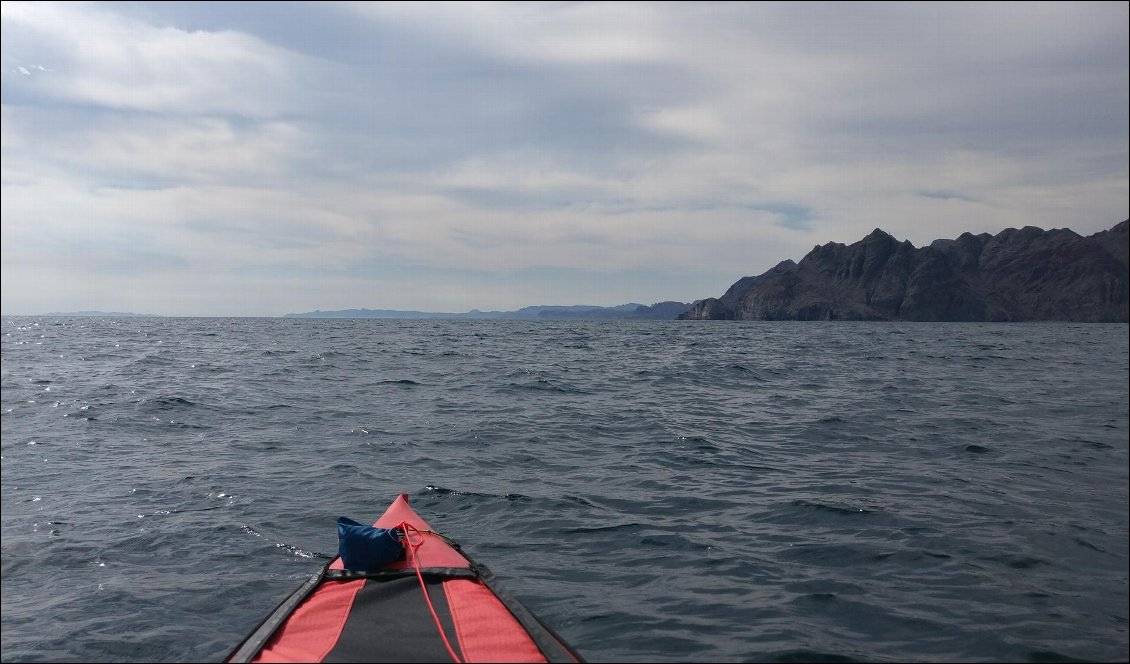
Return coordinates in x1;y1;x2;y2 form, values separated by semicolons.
400;521;463;664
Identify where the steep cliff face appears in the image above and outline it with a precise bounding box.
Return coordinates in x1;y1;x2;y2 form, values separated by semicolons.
681;297;735;320
680;220;1129;322
1091;220;1129;267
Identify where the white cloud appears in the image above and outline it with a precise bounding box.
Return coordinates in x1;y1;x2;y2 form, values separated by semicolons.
1;1;332;118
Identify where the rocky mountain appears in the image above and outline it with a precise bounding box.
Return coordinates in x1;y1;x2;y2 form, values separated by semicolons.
680;220;1128;322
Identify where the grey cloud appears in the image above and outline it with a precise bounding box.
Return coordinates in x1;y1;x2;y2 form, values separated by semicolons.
1;2;1126;316
96;0;710;177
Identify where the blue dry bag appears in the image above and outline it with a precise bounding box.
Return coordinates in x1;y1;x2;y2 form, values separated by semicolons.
336;517;404;570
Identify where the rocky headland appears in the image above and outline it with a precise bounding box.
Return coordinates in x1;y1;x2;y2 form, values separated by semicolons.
680;220;1129;322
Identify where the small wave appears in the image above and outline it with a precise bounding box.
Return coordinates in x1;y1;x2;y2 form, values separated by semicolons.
274;542;333;559
188;364;232;374
62;407;98;420
239;525;333;560
129;353;179;368
1073;537;1108;553
161;421;210;430
423;486;533;502
976;553;1050;569
768;649;859;663
562;494;601;508
560;523;641;535
791;499;874;516
505;379;591;394
143;396;196;410
639;533;712;550
794;592;838;603
1078;439;1112;449
136;503;229;518
1024;650;1090;663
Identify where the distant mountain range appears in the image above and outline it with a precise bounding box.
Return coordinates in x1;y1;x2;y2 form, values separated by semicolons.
41;311;156;317
284;301;693;320
680;220;1128;322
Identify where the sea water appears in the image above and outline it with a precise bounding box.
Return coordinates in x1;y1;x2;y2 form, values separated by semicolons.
1;317;1127;662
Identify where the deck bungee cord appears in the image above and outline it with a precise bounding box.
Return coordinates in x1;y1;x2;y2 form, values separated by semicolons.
401;521;463;663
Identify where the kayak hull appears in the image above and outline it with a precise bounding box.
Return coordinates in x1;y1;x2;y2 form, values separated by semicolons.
227;494;581;663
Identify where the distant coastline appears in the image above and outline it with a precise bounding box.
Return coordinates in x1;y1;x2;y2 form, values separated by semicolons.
283;302;692;320
39;311;158;317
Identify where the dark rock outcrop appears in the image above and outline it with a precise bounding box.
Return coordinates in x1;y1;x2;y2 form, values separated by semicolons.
681;297;734;320
680;220;1129;322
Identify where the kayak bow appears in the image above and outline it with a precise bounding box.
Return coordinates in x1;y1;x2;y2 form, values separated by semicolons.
227;493;582;663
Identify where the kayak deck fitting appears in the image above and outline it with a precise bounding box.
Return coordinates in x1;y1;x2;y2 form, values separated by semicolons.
227;493;582;663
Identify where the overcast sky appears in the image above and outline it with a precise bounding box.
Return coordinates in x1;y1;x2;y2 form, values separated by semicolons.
2;1;1127;316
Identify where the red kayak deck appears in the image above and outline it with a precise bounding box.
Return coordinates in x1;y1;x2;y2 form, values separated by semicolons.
227;494;581;663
